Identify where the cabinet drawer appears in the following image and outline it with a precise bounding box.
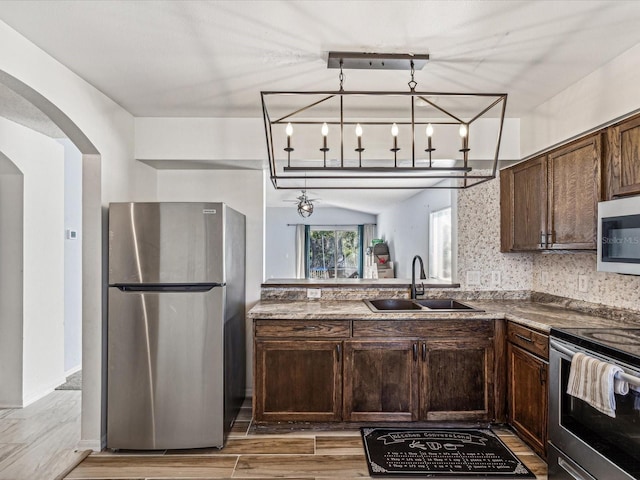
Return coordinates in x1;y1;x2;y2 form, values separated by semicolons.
353;320;493;339
507;322;548;359
255;320;350;338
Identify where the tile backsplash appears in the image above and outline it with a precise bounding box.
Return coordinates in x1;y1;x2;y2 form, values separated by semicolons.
457;175;534;291
457;172;640;313
533;253;640;312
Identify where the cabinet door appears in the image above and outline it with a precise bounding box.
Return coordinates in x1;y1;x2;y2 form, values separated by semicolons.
609;114;640;198
510;156;548;251
254;340;342;422
343;340;419;422
507;343;548;459
421;338;495;421
547;134;602;250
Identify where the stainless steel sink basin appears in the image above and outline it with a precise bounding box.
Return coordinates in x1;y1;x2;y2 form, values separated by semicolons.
365;299;423;312
414;299;478;310
364;298;483;313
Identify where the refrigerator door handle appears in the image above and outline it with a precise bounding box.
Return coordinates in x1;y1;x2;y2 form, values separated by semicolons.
114;284;224;293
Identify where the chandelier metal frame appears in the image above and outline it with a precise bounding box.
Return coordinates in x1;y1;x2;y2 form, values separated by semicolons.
261;52;508;190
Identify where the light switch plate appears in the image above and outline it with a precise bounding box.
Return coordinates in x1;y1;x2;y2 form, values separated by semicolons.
541;271;549;286
466;271;481;286
490;271;501;287
578;275;588;293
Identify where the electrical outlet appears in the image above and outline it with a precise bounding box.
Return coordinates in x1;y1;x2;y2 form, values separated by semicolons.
541;271;549;286
490;271;501;287
466;271;481;286
578;275;588;293
306;288;322;299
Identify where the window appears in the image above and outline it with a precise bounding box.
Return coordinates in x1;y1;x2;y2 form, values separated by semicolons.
307;226;361;279
429;207;452;281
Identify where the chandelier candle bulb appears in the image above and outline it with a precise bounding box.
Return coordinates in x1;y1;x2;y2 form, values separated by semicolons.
391;122;399;150
320;122;329;166
426;123;434;150
285;122;293;151
355;123;363;150
459;123;469;152
321;122;329;149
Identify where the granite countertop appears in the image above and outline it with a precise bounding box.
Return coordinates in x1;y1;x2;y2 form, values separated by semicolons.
248;298;637;332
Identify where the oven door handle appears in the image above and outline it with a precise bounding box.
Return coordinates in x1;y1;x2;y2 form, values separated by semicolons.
557;457;596;480
550;339;640;388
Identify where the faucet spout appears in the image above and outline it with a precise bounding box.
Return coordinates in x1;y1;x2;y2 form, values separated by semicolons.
411;255;427;299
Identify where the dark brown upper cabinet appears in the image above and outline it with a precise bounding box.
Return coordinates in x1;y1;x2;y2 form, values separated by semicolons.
501;134;602;252
546;134;602;250
501;155;548;252
607;113;640;198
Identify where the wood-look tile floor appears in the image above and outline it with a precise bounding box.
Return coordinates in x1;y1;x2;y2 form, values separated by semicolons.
65;401;548;480
0;390;88;480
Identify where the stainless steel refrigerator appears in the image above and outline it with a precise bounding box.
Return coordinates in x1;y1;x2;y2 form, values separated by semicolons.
107;202;246;450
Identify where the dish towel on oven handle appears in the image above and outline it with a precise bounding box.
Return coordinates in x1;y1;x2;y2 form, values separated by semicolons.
566;352;628;418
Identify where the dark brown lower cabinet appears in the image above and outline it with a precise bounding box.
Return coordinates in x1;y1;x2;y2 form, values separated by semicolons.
507;342;548;458
253;319;500;425
422;338;495;421
254;340;342;422
343;340;419;422
343;337;495;423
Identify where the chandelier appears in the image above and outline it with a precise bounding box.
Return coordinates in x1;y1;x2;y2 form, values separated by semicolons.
261;52;507;190
296;190;314;218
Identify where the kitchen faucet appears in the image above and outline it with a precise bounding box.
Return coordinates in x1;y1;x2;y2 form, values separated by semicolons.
411;255;427;299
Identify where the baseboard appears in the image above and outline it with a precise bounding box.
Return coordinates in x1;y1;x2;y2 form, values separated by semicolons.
77;435;105;452
0;402;23;408
22;374;67;407
64;364;82;377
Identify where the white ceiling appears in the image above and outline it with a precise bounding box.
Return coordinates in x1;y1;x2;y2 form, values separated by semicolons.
1;0;640;213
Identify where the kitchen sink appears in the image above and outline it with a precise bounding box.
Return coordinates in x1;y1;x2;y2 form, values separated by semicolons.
414;299;478;310
365;299;423;311
364;298;483;313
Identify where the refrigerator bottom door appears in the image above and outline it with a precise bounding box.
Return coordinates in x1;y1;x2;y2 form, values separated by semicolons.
107;286;225;450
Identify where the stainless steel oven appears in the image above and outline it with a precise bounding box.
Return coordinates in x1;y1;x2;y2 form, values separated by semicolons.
549;328;640;480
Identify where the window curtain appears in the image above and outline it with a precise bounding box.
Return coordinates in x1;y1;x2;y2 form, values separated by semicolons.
295;224;306;279
363;224;376;251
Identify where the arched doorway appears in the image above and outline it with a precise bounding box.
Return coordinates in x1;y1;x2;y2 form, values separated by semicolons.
0;69;105;449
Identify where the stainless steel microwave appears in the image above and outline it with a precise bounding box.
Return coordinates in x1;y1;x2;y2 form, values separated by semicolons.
597;196;640;275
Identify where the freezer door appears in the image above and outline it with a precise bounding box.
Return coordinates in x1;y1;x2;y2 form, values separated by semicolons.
109;202;225;284
107;286;225;450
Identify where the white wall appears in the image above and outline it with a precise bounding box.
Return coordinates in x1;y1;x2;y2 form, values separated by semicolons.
0;117;65;406
377;189;453;279
0;154;23;407
265;207;377;279
0;19;156;448
59;138;83;374
135;117;264;164
521;42;640;158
